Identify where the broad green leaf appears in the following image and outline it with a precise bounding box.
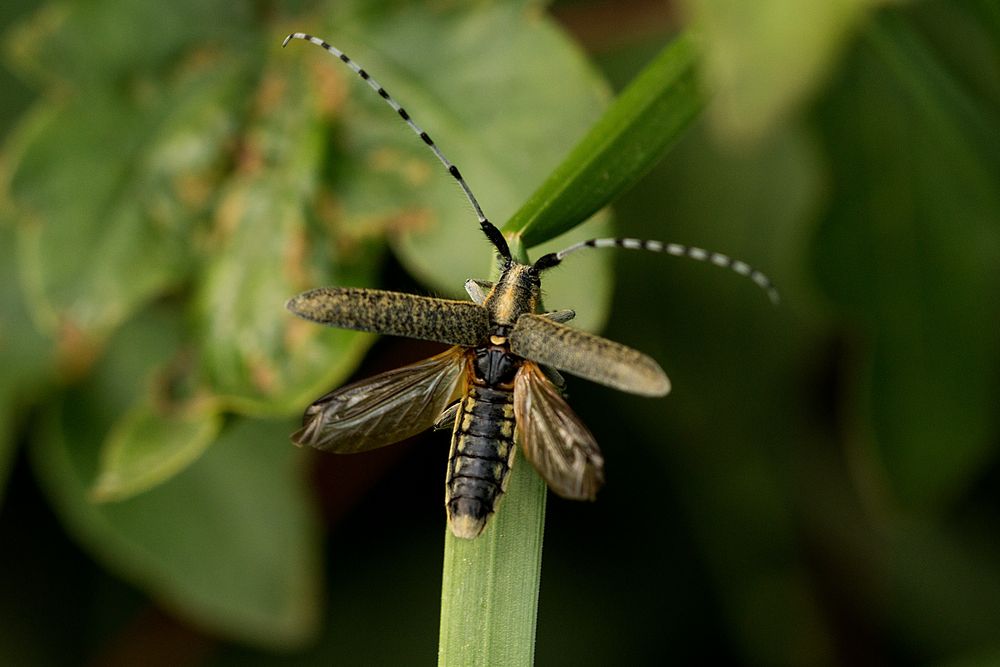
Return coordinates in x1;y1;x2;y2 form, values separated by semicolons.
5;50;254;350
3;0;255;89
504;33;701;248
684;0;882;144
90;294;218;501
812;9;1000;509
30;308;321;648
91;396;223;502
196;50;377;415
322;2;616;319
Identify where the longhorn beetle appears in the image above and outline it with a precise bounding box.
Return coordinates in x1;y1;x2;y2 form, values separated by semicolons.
282;33;779;539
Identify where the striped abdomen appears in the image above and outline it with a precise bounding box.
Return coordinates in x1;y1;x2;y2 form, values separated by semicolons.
445;383;517;539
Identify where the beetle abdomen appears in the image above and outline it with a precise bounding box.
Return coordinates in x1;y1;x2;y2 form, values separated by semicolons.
445;384;517;539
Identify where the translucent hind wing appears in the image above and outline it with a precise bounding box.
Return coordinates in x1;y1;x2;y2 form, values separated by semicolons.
509;313;670;397
293;347;469;452
513;361;604;500
287;287;489;346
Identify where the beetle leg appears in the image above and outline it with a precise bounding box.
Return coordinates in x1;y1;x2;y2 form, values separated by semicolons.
464;279;494;305
434;401;461;431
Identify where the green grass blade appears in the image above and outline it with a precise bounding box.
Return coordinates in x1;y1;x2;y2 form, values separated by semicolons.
503;33;702;248
438;457;547;666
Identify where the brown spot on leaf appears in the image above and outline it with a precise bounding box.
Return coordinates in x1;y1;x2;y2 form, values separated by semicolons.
248;352;278;394
401;156;433;187
282;224;310;288
368;147;406;173
173;172;213;210
213;188;247;239
254;70;289;117
234;131;265;174
368;148;432;187
284;316;315;351
387;208;433;234
175;46;223;76
55;317;101;381
307;56;348;118
315;188;343;237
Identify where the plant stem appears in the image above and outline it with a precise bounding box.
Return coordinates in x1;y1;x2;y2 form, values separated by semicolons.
438;458;547;666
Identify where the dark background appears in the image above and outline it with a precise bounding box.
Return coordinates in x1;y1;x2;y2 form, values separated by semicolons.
2;0;999;665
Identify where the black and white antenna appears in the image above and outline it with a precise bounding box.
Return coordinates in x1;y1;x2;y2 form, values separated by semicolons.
285;33;777;303
533;238;780;304
282;32;511;262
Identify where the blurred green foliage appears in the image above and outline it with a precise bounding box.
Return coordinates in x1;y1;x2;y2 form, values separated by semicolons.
1;0;999;665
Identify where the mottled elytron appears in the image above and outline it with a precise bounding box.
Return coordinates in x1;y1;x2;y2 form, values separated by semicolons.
282;33;778;538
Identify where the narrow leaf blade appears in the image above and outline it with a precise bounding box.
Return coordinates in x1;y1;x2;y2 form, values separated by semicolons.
503;33;702;248
439;458;547;666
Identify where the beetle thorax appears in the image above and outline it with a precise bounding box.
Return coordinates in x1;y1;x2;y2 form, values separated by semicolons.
483;263;541;327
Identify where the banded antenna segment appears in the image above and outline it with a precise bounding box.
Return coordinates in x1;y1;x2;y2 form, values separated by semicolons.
282;32;510;261
534;238;781;304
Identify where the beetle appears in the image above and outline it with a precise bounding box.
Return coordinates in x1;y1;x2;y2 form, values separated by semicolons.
282;33;778;538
